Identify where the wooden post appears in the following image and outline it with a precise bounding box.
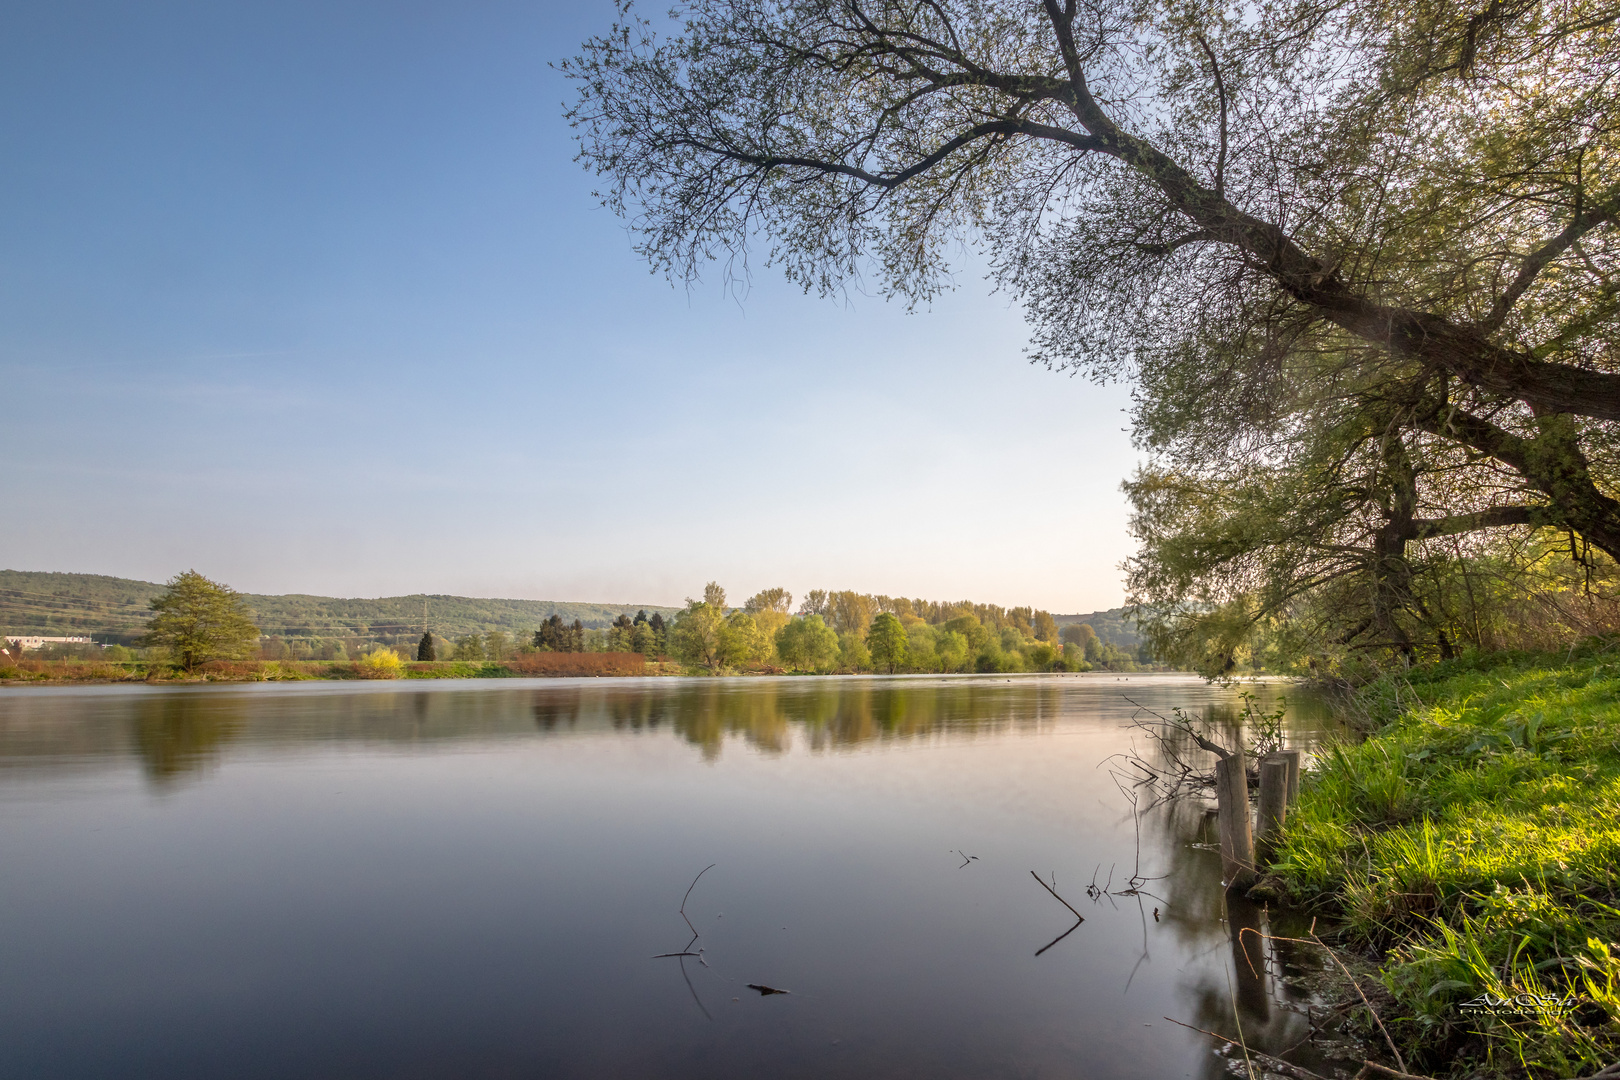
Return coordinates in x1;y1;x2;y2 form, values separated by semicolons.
1268;749;1302;805
1256;757;1289;860
1215;753;1256;891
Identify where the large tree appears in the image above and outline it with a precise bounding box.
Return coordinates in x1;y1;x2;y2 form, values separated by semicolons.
866;611;910;672
144;571;261;672
570;0;1620;663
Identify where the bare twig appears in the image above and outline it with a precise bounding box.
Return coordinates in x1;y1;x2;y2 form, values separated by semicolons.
1122;696;1234;759
1310;931;1406;1074
680;863;716;936
1035;918;1084;956
1161;1016;1329;1080
1231;923;1413;1076
1352;1063;1441;1080
1030;870;1084;920
1227;969;1256;1080
657;864;718;1021
1194;34;1229;199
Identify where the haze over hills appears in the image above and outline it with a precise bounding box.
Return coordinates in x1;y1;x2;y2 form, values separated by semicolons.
0;570;681;648
1051;609;1141;648
1;569;1138;649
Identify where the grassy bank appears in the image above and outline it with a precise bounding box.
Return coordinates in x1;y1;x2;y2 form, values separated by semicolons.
0;653;661;683
1269;648;1620;1077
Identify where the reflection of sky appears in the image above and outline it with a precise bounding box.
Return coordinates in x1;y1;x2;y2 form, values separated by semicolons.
0;1;1138;611
0;676;1348;1079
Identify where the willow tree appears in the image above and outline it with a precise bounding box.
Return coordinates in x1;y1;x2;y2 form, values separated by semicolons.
568;0;1620;662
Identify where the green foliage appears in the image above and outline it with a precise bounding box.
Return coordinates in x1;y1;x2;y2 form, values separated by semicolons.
533;615;586;653
484;630;510;661
568;0;1620;682
1270;650;1620;1075
905;622;939;672
743;588;792;662
0;569;677;649
1238;690;1288;757
416;632;435;661
669;590;757;672
865;612;908;673
143;571;261;672
775;615;840;672
837;631;870;672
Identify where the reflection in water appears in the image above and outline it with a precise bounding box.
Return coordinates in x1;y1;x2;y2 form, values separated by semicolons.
519;678;1074;758
1125;709;1346;1080
130;696;243;785
0;675;1351;1080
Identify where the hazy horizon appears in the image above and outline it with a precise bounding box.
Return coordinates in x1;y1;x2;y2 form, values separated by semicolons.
1;2;1138;612
1;567;1127;617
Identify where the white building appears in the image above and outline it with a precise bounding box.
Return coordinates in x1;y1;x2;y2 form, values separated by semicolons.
5;636;94;650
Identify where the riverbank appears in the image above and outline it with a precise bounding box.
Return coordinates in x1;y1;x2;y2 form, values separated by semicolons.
0;654;673;683
1267;647;1620;1078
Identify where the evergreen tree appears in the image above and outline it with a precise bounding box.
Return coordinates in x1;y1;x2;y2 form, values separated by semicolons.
417;632;436;661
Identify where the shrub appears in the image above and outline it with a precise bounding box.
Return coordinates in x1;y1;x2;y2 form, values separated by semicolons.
358;648;404;679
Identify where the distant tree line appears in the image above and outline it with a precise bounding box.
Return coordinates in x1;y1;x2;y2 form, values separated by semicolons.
663;583;1145;675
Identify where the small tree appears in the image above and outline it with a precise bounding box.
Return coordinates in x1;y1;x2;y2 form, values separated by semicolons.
838;631;871;673
775;615;839;672
417;632;436;661
866;613;909;674
143;570;260;672
670;597;729;671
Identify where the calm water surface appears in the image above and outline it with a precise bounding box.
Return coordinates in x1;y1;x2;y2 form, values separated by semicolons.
0;674;1343;1079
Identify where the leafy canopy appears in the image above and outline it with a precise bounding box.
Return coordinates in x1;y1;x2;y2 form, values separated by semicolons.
144;571;260;672
569;0;1620;671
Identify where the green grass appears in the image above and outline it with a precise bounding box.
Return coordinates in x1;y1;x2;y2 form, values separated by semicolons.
1270;647;1620;1076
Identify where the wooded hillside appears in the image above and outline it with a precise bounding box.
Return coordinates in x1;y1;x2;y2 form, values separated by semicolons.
0;570;679;646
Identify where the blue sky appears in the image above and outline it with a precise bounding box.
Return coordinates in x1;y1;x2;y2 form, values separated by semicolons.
0;0;1138;613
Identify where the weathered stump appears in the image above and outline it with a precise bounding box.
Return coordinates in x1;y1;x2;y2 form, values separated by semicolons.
1215;752;1256;891
1255;757;1290;860
1266;748;1302;805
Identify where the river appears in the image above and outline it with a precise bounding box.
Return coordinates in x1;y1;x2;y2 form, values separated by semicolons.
0;673;1344;1079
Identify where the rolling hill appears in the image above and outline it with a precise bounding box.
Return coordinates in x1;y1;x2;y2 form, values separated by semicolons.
1052;608;1141;647
0;570;680;647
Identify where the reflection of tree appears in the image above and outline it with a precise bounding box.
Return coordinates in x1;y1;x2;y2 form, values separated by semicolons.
517;679;1075;757
658;680;1069;757
130;695;243;786
533;690;583;731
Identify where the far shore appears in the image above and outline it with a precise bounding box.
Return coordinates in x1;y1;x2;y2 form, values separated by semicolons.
0;655;1160;685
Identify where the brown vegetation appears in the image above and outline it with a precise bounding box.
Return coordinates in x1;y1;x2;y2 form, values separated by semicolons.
500;652;647;677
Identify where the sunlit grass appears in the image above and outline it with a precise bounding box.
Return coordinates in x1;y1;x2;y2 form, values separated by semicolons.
1270;648;1620;1076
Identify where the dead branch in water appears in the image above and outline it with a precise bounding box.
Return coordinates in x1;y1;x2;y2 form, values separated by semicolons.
1030;870;1085;956
1103;695;1243;808
680;863;715;937
1352;1063;1441;1080
1030;871;1084;920
1161;1017;1329;1080
653;863;719;1021
1232;921;1419;1079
